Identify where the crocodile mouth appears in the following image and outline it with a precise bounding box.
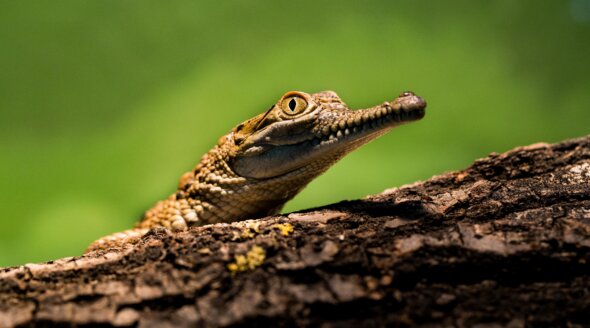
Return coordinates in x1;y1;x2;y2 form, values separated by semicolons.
232;92;426;179
315;93;426;149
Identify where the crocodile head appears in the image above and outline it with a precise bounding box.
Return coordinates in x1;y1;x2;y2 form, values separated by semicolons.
228;90;426;179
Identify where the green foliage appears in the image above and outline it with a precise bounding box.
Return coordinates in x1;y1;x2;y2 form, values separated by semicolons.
0;1;589;266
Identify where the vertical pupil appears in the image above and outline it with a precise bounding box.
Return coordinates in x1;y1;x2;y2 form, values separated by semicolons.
288;98;297;111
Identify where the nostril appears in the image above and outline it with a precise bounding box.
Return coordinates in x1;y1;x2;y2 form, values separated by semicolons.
415;96;427;109
400;91;415;97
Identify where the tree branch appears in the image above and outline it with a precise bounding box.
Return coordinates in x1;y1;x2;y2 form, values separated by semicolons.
1;135;589;327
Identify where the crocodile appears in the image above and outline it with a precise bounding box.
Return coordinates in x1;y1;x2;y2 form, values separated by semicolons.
89;90;426;251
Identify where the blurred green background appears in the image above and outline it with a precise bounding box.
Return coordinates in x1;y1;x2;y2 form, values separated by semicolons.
1;1;589;267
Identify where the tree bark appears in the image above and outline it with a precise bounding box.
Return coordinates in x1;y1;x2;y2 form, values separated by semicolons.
1;135;589;328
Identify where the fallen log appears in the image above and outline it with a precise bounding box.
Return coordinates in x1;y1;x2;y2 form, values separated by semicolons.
1;135;589;327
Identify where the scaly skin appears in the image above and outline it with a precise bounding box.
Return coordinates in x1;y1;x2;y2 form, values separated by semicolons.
88;90;426;251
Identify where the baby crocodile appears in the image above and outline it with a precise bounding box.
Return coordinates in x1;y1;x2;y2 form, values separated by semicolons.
89;90;426;250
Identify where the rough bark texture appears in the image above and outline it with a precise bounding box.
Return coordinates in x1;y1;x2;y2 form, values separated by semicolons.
1;135;590;328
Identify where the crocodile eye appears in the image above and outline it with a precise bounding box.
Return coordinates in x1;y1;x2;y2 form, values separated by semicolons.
281;95;308;115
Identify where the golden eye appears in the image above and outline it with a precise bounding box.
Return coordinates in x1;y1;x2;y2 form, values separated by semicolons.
281;95;308;115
